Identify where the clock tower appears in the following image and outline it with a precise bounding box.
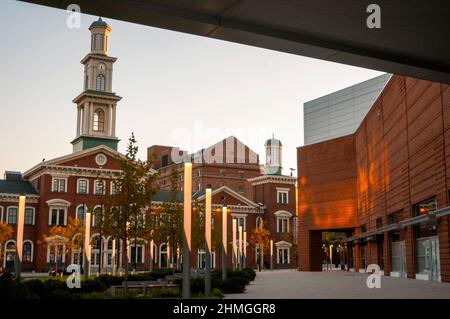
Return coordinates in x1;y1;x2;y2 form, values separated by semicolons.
71;18;121;152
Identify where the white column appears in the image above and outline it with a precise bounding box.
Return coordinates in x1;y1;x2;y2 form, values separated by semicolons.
83;102;89;135
232;219;237;271
111;104;116;137
88;102;94;135
76;107;81;137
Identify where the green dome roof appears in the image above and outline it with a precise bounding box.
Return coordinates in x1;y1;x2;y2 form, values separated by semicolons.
89;17;108;29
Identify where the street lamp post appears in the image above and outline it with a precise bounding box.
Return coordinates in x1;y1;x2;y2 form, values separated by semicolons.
232;219;237;271
238;226;243;271
221;206;227;280
112;239;116;276
149;239;154;272
205;188;212;296
15;195;26;279
182;162;192;299
270;239;273;271
243;231;247;269
84;211;92;280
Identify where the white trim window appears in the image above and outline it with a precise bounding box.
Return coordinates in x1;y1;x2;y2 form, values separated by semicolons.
52;178;67;193
277;189;289;204
76;204;86;221
159;243;168;268
0;206;3;222
24;207;35;225
233;216;246;231
277;217;289;233
71;234;83;265
277;247;289;265
110;181;119;195
91;235;101;266
77;178;89;194
94;180;106;195
3;240;16;268
92;206;103;227
129;241;145;264
47;244;65;264
49;208;67;226
6;207;18;225
197;249;216;269
23;240;34;262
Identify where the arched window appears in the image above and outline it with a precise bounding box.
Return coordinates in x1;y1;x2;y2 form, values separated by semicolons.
91;235;101;266
4;240;16;270
72;234;83;265
23;241;33;262
93;108;105;132
92;206;102;227
96;74;105;91
76;205;86;221
160;243;167;268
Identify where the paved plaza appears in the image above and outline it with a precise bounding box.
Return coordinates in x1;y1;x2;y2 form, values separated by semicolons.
226;269;450;299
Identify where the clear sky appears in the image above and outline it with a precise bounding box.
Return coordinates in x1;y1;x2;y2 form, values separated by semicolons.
0;0;383;176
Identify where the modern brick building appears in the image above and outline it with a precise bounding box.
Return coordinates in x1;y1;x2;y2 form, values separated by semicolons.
298;74;450;282
0;18;297;274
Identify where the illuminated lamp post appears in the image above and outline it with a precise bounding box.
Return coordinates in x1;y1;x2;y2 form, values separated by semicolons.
205;188;212;296
149;239;154;272
112;239;116;275
232;219;237;271
84;211;92;280
182;162;192;299
15;194;26;279
221;206;227;280
243;231;247;269
270;239;273;271
238;226;243;271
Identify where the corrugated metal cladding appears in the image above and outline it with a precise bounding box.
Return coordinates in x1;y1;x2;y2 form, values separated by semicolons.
303;73;392;145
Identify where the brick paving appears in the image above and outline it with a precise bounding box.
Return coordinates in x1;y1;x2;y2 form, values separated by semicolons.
225;269;450;299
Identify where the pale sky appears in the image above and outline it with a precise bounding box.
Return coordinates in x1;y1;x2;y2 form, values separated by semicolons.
0;0;383;176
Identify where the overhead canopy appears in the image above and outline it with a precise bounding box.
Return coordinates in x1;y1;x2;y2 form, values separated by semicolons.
21;0;450;84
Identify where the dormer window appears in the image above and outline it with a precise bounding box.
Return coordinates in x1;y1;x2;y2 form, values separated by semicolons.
93;108;105;132
96;74;105;91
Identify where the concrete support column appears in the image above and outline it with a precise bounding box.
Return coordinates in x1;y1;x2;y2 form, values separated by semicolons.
354;244;362;272
439;216;450;282
404;226;416;279
383;232;391;276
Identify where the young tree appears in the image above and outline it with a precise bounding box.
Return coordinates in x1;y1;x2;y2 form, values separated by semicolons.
102;133;157;296
0;222;14;273
153;167;183;272
40;217;85;273
249;219;271;272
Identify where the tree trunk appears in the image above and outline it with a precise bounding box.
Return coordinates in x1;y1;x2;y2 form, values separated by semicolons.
122;238;128;297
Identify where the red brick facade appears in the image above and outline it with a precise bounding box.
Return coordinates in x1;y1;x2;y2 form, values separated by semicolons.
297;75;450;282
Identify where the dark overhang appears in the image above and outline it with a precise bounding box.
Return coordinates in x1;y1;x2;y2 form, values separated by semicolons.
344;207;450;244
19;0;450;84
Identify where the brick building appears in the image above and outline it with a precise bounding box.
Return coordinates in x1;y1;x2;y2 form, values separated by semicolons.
0;18;298;274
298;74;450;282
147;136;261;200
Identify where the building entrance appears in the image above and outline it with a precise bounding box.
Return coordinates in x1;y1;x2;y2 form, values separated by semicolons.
391;241;407;278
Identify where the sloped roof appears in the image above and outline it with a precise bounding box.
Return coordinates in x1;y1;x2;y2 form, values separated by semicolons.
0;180;38;195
